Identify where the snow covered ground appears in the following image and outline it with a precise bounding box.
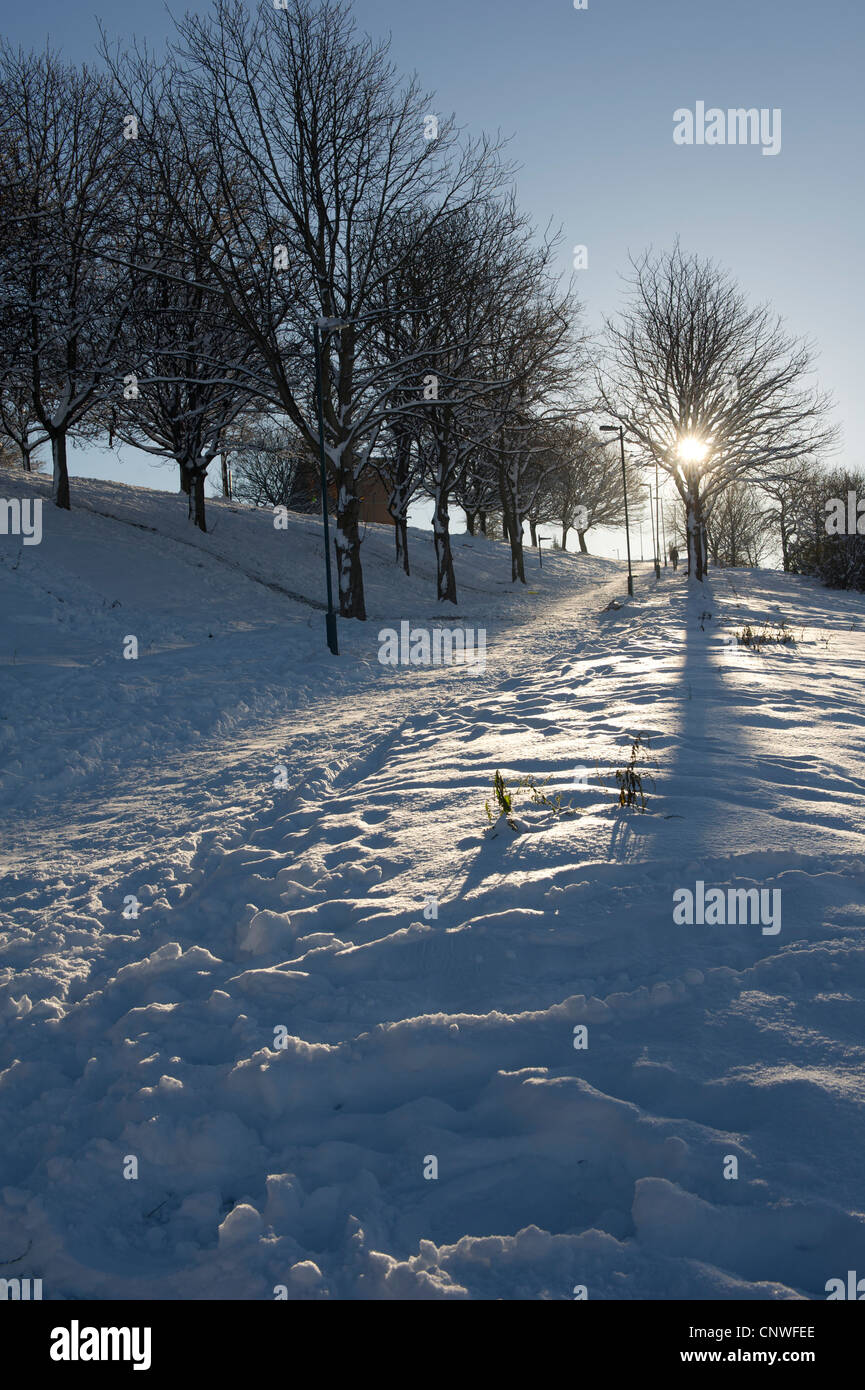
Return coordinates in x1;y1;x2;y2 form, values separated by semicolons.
2;470;865;1300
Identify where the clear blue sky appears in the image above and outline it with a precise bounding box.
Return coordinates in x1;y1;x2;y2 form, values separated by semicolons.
4;0;861;526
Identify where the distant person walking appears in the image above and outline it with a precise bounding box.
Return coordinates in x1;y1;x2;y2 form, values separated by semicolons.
669;544;679;572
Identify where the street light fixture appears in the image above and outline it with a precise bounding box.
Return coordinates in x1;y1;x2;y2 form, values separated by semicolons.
600;423;634;596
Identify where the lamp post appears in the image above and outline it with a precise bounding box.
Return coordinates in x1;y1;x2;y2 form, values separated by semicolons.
653;460;661;578
601;423;633;596
658;461;667;568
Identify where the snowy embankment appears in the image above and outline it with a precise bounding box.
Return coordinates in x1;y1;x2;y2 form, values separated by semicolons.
2;471;865;1300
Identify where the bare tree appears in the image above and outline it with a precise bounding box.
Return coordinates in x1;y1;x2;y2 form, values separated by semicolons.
363;212;489;580
0;45;138;510
230;417;318;510
408;202;566;601
757;461;822;572
479;289;584;584
105;141;257;531
596;244;836;580
362;194;568;601
369;416;421;574
365;193;549;599
546;419;635;553
452;447;498;538
705;480;770;568
110;0;508;618
0;383;48;471
497;416;564;567
787;466;865;590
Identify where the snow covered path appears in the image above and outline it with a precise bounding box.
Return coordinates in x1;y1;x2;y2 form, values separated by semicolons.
2;479;865;1300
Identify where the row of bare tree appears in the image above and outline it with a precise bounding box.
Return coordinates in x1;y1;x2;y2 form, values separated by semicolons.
0;0;837;609
0;0;615;614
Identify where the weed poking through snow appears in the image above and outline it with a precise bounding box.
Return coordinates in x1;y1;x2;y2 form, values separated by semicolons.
736;620;795;650
485;770;575;834
485;770;518;832
613;734;655;812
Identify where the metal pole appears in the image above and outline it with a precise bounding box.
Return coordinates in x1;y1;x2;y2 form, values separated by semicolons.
653;462;661;578
314;321;339;655
620;427;634;596
655;460;660;558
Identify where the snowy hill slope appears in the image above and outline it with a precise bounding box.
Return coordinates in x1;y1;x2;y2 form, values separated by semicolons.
0;472;611;815
2;471;865;1300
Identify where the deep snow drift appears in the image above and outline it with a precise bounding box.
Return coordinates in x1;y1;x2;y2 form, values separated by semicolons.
2;471;865;1300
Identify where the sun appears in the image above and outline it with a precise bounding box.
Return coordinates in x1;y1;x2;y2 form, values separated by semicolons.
676;436;709;465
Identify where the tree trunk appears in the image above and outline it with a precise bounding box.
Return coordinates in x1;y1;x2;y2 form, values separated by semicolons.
335;477;366;619
529;517;538;548
509;510;526;584
20;444;33;472
221;454;231;498
780;503;790;572
188;470;207;532
685;488;706;580
180;464;191;495
478;510;487;535
464;510;476;536
433;490;457;604
394;515;410;576
813;506;823;566
577;529;588;554
388;429;414;569
51;430;70;510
